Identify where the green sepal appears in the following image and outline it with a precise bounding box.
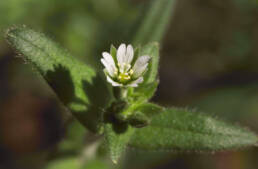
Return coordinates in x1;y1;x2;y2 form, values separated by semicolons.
110;44;117;64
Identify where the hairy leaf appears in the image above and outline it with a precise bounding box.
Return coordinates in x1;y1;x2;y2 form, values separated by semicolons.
129;107;258;151
104;123;134;164
130;103;164;118
133;0;176;45
6;26;112;132
126;103;163;128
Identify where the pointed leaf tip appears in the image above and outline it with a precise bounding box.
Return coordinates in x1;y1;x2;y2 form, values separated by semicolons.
105;123;135;163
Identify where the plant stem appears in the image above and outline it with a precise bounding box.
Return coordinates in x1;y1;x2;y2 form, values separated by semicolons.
121;87;128;99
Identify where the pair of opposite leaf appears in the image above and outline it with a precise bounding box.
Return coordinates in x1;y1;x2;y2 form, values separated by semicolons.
5;26;258;165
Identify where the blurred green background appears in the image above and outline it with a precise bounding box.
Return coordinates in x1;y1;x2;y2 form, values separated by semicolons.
1;0;258;169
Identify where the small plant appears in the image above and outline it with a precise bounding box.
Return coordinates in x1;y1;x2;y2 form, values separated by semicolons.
4;0;258;167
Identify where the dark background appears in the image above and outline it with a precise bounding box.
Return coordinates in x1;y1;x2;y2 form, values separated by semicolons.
0;0;258;169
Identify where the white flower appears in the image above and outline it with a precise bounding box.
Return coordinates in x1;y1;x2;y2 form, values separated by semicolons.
101;44;150;87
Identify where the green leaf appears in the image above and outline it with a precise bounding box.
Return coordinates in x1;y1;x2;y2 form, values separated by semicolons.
129;107;258;151
116;102;163;128
133;0;176;45
130;102;164;118
110;45;117;61
128;42;159;102
126;103;163;128
5;26;112;132
104;123;134;164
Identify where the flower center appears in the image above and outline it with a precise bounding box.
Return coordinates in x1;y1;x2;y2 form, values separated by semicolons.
117;63;134;82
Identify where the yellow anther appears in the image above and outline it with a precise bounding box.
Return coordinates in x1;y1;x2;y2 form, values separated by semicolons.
129;69;134;75
124;76;130;80
118;72;131;81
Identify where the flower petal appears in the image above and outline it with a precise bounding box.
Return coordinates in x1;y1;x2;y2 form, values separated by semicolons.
101;52;118;77
101;58;115;77
102;52;116;68
107;76;122;87
133;64;148;78
117;43;126;65
126;44;134;64
132;55;151;78
127;77;144;87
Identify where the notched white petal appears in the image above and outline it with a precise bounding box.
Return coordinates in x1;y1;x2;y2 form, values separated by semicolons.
135;55;151;65
132;55;151;77
102;52;118;77
126;44;134;64
101;59;114;77
133;63;149;78
102;52;116;67
117;43;126;64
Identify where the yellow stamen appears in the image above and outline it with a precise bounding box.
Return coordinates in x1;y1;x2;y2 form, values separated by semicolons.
129;69;134;75
118;72;131;81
